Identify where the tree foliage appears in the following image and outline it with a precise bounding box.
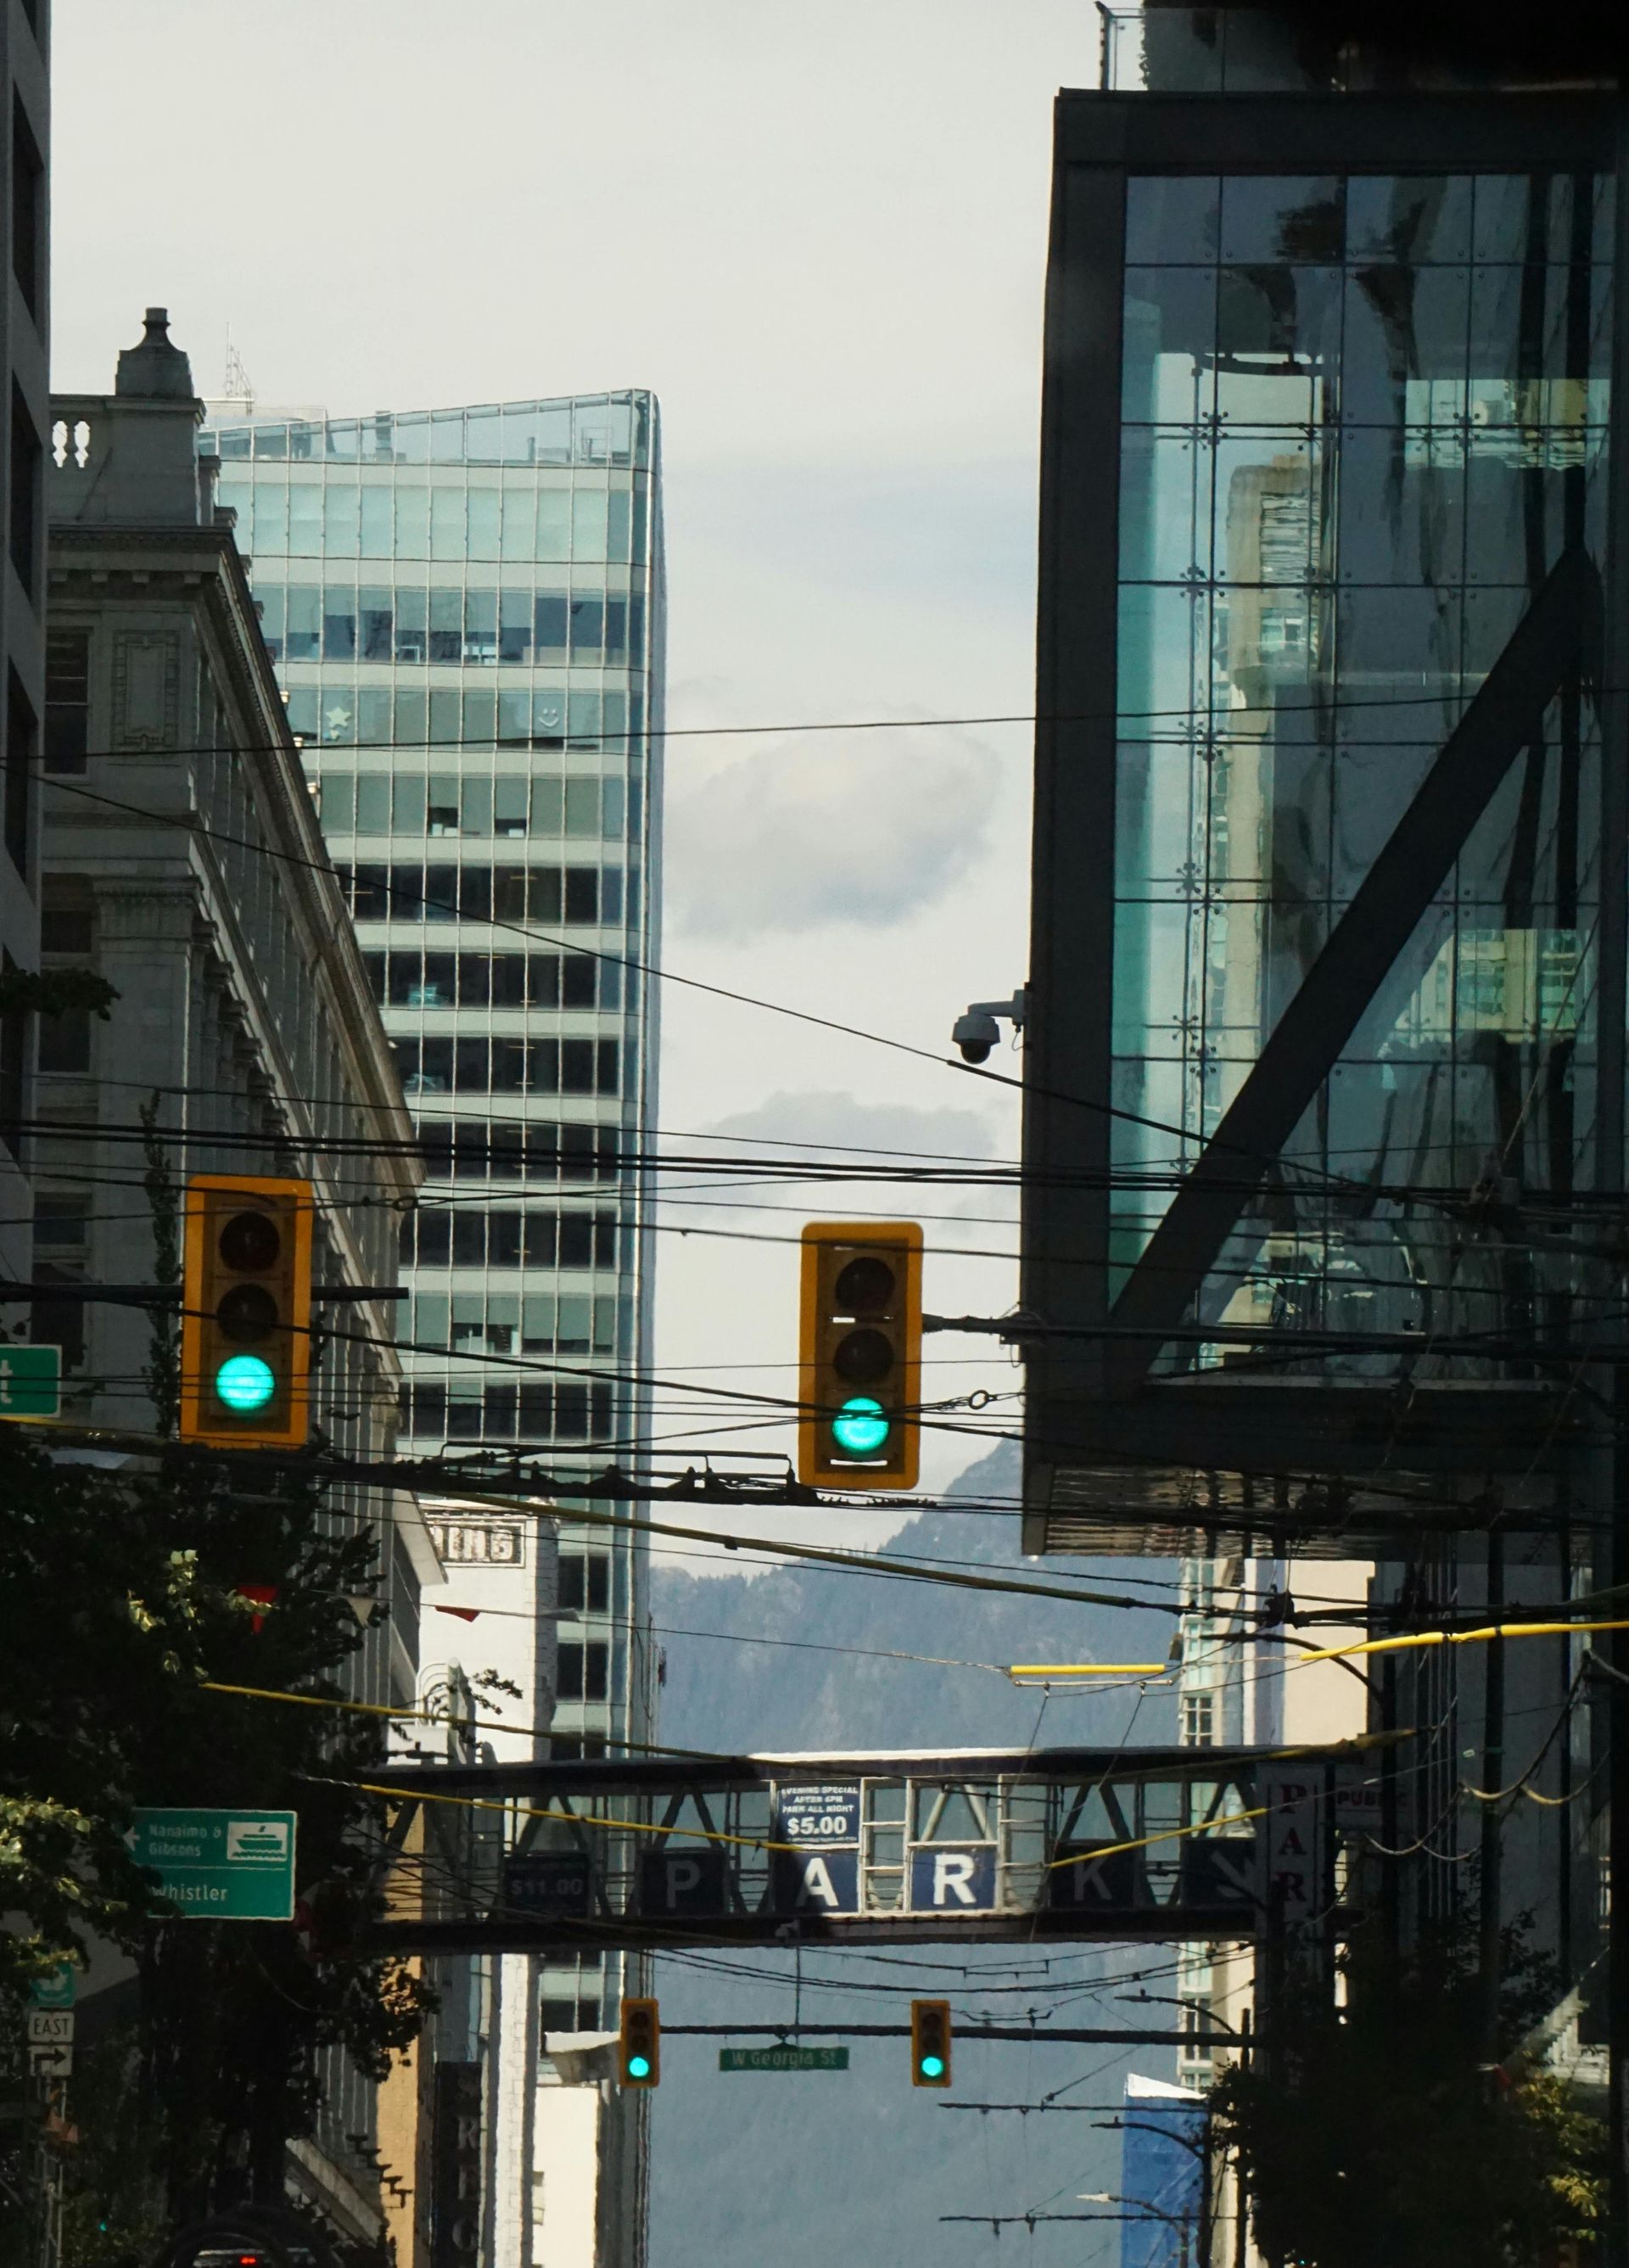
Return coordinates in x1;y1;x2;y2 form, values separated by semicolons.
0;1424;434;2242
1210;1918;1606;2266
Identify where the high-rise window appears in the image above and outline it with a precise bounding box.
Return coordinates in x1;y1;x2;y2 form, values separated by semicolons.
10;94;43;323
5;668;35;880
44;633;90;774
9;380;41;601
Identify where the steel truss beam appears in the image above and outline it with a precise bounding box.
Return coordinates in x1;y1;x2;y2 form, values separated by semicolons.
1106;546;1603;1393
365;1741;1370;1955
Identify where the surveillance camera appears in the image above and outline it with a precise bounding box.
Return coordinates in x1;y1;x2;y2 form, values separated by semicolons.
952;1010;1000;1066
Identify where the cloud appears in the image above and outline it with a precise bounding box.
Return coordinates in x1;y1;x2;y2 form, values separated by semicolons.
704;1089;997;1164
663;724;1001;939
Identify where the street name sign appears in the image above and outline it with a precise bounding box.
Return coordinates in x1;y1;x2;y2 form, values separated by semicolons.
0;1344;59;1419
719;2046;849;2073
130;1808;297;1919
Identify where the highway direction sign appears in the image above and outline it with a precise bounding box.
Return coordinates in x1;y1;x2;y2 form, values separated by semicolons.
0;1344;59;1419
28;1963;76;2008
129;1807;297;1919
719;2046;849;2073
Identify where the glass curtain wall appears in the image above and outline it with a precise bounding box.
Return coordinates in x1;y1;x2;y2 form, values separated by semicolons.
1113;171;1615;1371
203;395;661;1843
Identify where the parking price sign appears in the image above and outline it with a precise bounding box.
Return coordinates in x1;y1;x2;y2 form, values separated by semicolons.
129;1808;297;1920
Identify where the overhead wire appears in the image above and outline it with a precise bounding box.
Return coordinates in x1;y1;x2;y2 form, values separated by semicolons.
40;761;1573;1231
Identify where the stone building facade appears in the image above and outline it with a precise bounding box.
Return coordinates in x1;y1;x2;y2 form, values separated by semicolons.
41;310;441;2247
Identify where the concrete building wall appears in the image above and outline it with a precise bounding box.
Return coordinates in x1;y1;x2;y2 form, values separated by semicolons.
0;0;49;1296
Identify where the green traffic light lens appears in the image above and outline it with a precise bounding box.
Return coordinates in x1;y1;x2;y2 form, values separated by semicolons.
627;2053;651;2079
920;2054;944;2079
831;1396;891;1457
216;1354;276;1412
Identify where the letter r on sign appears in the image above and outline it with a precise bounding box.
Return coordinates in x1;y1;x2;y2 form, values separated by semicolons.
933;1852;977;1906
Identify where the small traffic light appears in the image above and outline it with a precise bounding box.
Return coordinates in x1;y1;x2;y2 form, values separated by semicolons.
179;1175;314;1448
910;1998;952;2087
798;1223;922;1490
619;1996;660;2087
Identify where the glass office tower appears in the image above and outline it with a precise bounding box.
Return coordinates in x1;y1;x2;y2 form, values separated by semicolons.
203;393;662;1817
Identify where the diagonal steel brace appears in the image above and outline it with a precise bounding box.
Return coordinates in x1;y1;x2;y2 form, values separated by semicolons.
1105;545;1604;1392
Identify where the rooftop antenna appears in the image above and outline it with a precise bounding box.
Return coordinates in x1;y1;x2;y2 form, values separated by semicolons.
223;324;255;411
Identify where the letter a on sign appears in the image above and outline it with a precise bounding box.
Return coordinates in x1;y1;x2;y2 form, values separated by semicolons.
1259;1772;1324;1920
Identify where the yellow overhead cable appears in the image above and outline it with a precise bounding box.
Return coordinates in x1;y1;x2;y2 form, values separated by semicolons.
1296;1616;1629;1666
1008;1616;1629;1683
341;1776;799;1857
1043;1803;1274;1872
1039;1729;1413;1872
1007;1669;1170;1687
199;1677;787;1772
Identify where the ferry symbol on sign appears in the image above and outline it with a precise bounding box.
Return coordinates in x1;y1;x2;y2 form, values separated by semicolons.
227;1818;291;1865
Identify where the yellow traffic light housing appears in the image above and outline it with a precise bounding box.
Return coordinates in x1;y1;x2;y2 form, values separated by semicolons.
798;1223;922;1490
179;1174;314;1448
910;1998;952;2087
619;1996;660;2087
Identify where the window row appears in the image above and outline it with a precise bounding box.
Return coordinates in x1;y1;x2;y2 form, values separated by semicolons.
218;477;647;568
408;1289;616;1358
558;1551;612;1613
395;1034;621;1099
366;948;618;1011
260;586;646;669
209;394;649;469
322;771;626;843
557;1642;611;1703
539;1996;604;2034
399;1206;619;1270
288;682;640;753
411;1118;620;1185
334;862;624;927
1125;171;1611;271
44;630;89;772
400;1379;614;1444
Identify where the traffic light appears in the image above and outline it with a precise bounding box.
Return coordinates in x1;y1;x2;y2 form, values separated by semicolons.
910;1998;952;2087
798;1222;922;1489
619;1996;660;2087
179;1175;314;1448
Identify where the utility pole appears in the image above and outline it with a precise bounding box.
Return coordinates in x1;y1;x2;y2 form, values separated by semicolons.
1479;1528;1506;2069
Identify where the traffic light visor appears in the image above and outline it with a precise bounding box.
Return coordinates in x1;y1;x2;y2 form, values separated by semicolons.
798;1223;922;1491
619;1996;661;2086
179;1176;314;1448
910;1998;952;2086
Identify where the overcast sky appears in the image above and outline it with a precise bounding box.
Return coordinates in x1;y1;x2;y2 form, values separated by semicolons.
52;0;1090;1539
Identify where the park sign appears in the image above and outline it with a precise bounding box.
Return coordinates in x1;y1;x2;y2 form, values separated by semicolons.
129;1808;297;1920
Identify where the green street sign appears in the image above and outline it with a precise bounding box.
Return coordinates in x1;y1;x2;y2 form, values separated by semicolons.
719;2047;850;2073
0;1344;59;1419
129;1808;297;1920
